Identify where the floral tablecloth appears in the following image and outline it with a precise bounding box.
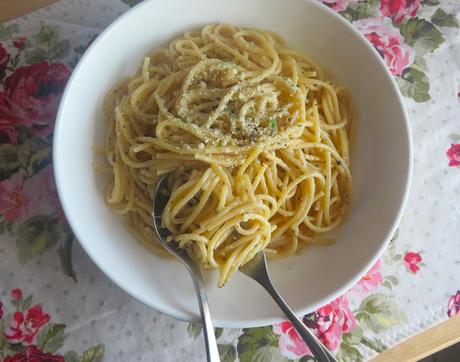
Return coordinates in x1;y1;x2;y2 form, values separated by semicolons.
0;0;459;361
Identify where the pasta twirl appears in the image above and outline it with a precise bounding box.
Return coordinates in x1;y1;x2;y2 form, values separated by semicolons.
102;23;353;287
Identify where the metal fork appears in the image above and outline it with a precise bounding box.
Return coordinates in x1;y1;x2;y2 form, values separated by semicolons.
239;251;339;362
152;175;220;362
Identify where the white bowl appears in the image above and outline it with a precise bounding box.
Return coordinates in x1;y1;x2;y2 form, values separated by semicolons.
54;0;412;328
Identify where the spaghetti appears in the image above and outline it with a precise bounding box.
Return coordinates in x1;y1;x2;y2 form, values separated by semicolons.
102;23;353;287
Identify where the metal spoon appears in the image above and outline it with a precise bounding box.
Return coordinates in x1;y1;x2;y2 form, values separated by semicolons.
152;175;220;362
239;251;338;362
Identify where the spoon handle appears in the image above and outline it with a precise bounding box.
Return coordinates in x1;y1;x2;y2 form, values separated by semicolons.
190;268;221;362
257;275;338;362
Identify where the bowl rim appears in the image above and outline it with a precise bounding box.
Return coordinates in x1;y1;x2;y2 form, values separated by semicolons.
53;0;413;328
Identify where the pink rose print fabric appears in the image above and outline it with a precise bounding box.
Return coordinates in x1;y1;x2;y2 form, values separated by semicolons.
447;291;460;318
380;0;420;23
0;0;459;361
4;305;51;344
273;295;356;358
273;321;312;359
4;345;65;362
0;166;60;222
0;61;71;137
354;17;414;75
12;37;27;50
11;289;23;302
321;0;359;12
0;117;19;144
351;260;384;298
446;144;460;167
404;252;422;273
0;173;36;222
1;288;104;360
0;44;11;81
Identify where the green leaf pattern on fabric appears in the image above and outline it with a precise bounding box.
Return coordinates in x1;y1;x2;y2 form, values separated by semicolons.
0;23;19;41
356;294;407;333
25;48;48;63
431;8;459;28
0;0;456;360
58;234;77;282
78;345;105;362
51;39;71;59
340;0;380;22
37;324;66;353
16;215;62;263
64;351;79;362
237;327;288;362
397;67;431;102
421;0;440;5
215;327;224;339
0;144;20;180
218;344;237;362
400;17;444;53
337;343;362;362
22;24;72;64
20;295;33;311
35;25;59;48
186;323;203;339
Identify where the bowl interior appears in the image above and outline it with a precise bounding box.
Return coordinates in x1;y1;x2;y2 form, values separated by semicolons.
54;0;411;327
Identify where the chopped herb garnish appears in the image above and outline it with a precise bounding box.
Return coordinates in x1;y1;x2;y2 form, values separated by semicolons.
269;118;277;129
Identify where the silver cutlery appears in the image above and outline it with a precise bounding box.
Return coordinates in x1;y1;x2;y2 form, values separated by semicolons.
152;175;220;362
153;174;337;362
239;251;339;362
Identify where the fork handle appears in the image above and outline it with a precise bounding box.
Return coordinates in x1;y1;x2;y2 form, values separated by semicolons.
190;268;221;362
260;279;338;362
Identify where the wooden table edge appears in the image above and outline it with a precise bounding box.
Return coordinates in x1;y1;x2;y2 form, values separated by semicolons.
1;1;460;362
0;0;60;23
371;314;460;362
